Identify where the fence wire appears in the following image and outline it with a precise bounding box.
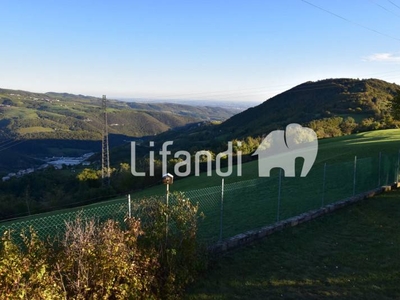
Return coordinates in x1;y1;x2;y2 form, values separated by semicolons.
0;198;127;245
1;152;399;246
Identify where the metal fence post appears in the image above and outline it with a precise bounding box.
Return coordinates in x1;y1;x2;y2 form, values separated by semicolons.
165;183;170;243
378;152;382;187
394;152;398;184
277;169;282;222
219;178;224;241
321;163;327;207
386;171;389;186
128;194;131;218
25;197;31;216
353;156;357;196
397;150;400;184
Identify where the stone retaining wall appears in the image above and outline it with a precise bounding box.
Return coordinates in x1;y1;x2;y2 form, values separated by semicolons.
209;185;393;254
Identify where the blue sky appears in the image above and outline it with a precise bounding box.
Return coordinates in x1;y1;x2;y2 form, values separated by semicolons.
1;0;399;103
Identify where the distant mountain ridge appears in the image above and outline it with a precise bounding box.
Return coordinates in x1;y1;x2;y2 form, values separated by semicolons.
0;88;241;172
126;102;240;121
0;88;239;140
1;78;399;173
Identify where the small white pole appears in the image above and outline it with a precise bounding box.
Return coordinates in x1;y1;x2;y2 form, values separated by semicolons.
166;183;169;243
277;169;282;222
353;156;357;196
219;178;224;241
166;183;169;207
321;163;327;207
378;152;382;187
397;149;400;184
128;194;131;219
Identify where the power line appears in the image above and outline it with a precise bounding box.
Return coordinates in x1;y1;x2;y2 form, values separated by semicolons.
0;140;27;152
370;0;400;18
301;0;400;42
388;0;400;10
0;139;18;147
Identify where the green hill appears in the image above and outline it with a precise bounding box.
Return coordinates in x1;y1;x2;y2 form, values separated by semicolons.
0;88;238;140
0;88;240;172
1;78;399;210
126;102;238;121
220;78;400;138
107;78;400;172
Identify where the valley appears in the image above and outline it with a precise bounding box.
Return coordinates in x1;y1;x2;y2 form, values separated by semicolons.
0;79;399;300
0;78;399;222
0;88;241;174
3;2;400;298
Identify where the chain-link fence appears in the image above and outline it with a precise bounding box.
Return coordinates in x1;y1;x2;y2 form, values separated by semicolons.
182;152;400;244
1;152;399;246
0;197;128;245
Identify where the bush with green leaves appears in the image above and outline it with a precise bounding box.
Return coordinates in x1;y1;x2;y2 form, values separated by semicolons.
0;192;205;299
0;228;64;299
133;193;206;298
58;216;158;299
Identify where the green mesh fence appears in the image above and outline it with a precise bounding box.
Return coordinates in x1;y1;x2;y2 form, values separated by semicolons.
1;153;399;246
187;152;399;243
184;186;222;244
0;198;128;245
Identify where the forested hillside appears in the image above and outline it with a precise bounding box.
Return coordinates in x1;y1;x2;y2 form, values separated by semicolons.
220;78;400;138
0;88;240;172
126;102;239;121
1;78;399;221
122;78;400;161
0;89;238;140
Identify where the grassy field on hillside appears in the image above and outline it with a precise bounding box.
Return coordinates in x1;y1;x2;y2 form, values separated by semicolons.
126;129;400;243
2;129;400;245
185;188;400;300
17;126;55;134
130;129;400;197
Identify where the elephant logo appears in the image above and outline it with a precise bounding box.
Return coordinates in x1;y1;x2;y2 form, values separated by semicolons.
252;124;318;177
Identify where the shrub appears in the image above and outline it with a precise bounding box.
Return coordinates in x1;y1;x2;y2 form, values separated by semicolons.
58;215;158;299
0;228;65;299
0;192;205;299
133;193;206;299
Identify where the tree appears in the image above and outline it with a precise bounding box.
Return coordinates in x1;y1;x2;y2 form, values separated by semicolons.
390;90;400;120
76;168;102;188
76;168;100;181
340;117;357;135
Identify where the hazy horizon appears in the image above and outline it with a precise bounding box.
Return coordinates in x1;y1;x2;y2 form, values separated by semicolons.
1;1;400;102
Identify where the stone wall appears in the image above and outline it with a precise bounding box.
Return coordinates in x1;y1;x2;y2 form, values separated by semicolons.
209;185;393;254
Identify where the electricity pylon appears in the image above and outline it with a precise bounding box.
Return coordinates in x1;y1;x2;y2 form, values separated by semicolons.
101;95;110;186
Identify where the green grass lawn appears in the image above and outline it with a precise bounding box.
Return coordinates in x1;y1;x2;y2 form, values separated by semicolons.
17;126;54;134
130;129;400;197
2;129;400;247
128;129;400;243
4;106;38;119
185;188;400;300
